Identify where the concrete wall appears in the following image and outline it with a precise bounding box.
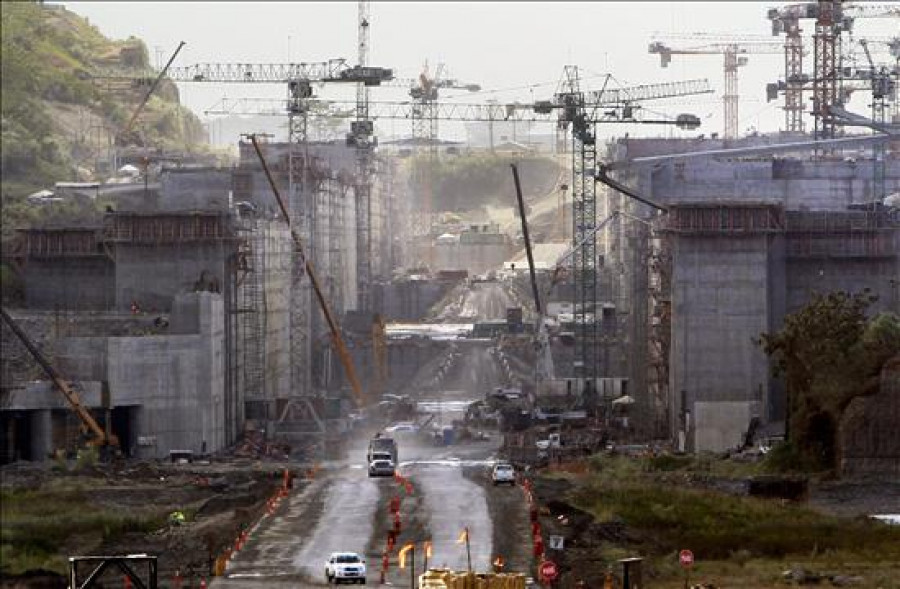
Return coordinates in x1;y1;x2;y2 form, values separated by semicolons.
646;158;900;212
114;243;227;312
785;257;900;316
610;136;900;454
432;240;513;276
670;235;779;452
106;292;225;458
373;279;456;322
694;401;753;454
158;168;232;212
3;293;226;460
24;258;115;311
841;360;900;477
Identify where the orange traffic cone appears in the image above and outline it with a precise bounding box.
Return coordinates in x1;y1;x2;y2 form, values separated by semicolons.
603;570;614;589
200;578;208;589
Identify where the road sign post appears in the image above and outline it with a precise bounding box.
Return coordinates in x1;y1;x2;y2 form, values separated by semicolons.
539;560;559;586
679;549;694;589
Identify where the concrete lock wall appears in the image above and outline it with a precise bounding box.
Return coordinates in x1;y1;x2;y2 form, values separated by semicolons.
159;168;232;212
104;292;225;459
114;243;227;312
374;280;455;322
694;401;753;453
649;158;900;212
786;257;900;316
24;258;116;311
841;361;900;477
670;235;775;452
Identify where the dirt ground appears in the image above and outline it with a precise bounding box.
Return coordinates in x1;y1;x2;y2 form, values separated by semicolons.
463;464;533;578
0;459;284;588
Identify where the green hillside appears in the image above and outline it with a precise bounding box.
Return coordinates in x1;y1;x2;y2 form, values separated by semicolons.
0;1;209;199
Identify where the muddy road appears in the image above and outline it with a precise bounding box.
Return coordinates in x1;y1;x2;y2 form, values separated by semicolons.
213;283;531;587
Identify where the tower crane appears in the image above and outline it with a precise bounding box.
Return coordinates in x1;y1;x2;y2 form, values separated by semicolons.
208;75;711;382
385;60;482;151
205;80;713;124
91;56;394;311
649;33;785;139
859;37;895;203
767;1;900;137
389;61;481;240
354;0;374;311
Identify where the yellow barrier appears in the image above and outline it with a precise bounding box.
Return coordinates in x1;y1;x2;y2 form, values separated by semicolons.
418;569;527;589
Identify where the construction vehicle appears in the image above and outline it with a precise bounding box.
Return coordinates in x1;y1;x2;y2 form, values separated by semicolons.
367;434;398;465
1;307;119;452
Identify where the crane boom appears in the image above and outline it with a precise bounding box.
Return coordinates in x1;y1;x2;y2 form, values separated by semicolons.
511;164;554;383
245;135;366;408
92;59;393;85
204;78;712;124
589;78;714;104
1;307;114;447
120;41;186;140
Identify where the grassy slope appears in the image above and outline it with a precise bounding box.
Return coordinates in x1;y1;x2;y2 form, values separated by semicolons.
0;479;163;576
0;2;209;237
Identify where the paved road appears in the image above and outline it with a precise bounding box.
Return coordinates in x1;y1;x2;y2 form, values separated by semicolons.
435;281;520;322
213;286;521;587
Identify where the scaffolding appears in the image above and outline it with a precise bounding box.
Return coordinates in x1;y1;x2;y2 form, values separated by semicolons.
646;230;672;439
785;210;897;257
233;217;267;422
103;212;229;243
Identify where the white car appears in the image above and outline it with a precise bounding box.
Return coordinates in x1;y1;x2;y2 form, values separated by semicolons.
325;552;366;584
491;462;516;486
368;458;396;477
385;422;417;434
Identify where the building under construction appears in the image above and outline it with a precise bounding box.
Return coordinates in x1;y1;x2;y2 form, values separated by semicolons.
602;133;900;454
0;135;439;462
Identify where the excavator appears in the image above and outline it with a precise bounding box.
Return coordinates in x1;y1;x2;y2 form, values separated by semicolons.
1;307;119;452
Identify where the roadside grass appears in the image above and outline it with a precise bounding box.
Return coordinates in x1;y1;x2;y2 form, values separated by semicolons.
0;486;164;576
567;455;900;567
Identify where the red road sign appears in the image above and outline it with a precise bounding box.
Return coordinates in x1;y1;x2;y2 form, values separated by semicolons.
539;560;559;582
679;549;694;568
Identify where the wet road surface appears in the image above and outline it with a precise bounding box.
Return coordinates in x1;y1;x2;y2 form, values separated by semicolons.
212;284;523;587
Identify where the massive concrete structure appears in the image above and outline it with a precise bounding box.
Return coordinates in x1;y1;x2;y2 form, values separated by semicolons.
2;292;224;460
604;134;900;454
0;137;439;463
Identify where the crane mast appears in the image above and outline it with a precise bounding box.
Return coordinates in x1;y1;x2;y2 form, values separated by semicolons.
768;1;899;139
354;0;374;312
649;35;784;139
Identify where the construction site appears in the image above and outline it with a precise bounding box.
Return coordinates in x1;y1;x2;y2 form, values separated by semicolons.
1;1;900;588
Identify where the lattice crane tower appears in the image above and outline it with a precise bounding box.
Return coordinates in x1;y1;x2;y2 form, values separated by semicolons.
649;33;785;139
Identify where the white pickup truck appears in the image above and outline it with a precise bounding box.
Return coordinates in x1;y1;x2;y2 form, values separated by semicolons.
325;552;366;584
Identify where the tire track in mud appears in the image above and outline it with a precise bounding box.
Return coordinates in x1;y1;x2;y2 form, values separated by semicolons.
215;477;328;585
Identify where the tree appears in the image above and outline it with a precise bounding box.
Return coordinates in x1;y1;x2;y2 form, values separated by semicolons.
759;290;900;472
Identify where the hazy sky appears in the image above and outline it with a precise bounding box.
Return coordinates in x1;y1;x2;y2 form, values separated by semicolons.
63;1;898;144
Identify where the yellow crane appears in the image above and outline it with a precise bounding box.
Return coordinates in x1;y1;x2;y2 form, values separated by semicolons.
1;307;119;450
244;134;366;408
